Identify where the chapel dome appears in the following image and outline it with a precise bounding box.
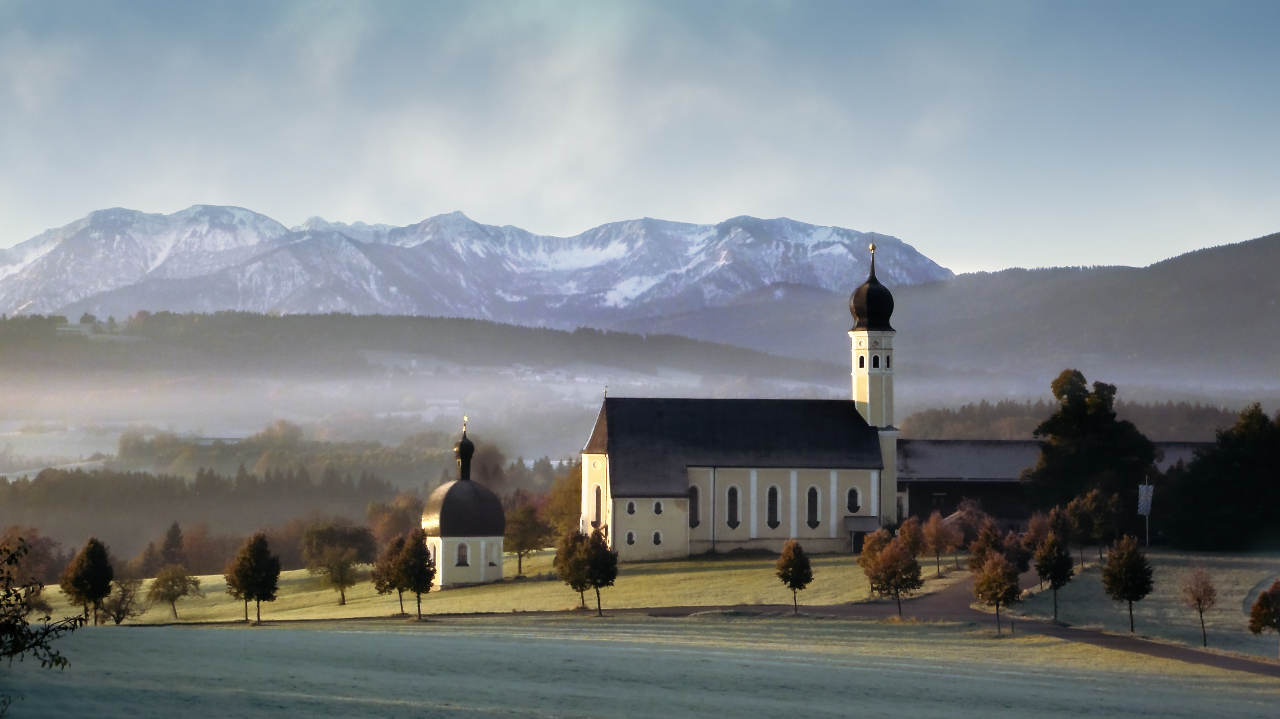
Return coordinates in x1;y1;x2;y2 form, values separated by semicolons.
849;244;895;331
420;427;505;538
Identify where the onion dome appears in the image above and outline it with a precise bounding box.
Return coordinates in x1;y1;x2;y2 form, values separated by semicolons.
850;243;894;331
421;421;505;537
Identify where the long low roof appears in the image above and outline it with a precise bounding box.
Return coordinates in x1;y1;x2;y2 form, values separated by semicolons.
584;397;885;498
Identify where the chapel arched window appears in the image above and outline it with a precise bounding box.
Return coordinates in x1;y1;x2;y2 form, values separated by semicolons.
688;487;700;528
626;532;635;545
652;531;662;546
847;488;861;513
727;486;740;529
654;501;663;515
885;354;891;369
593;485;602;528
872;355;880;369
456;543;469;567
807;486;820;529
627;501;636;515
859;355;866;369
767;486;780;529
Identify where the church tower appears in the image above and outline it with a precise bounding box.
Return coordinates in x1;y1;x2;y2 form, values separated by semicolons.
849;244;895;428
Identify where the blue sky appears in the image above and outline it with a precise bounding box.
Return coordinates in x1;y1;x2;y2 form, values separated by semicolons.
1;1;1277;272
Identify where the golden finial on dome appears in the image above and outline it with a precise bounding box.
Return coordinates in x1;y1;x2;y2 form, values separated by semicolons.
462;415;468;432
869;243;876;253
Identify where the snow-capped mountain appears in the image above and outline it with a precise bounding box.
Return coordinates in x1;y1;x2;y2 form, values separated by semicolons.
3;205;954;325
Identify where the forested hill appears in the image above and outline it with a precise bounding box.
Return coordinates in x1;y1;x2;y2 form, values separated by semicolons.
0;312;840;383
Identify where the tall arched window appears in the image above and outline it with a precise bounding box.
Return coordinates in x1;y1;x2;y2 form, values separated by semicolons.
652;531;662;546
807;486;820;528
727;486;740;529
626;501;636;515
885;354;891;369
847;487;861;513
592;485;602;528
858;355;866;369
767;486;780;529
872;355;881;369
653;501;663;515
626;532;635;545
456;543;469;567
688;486;700;528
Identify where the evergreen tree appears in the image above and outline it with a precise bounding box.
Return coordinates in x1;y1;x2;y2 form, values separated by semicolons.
59;538;114;625
372;536;409;615
776;539;814;614
585;528;618;617
161;521;186;567
972;554;1021;635
401;528;436;620
1180;568;1217;648
1100;536;1154;633
865;539;924;617
1248;580;1280;659
1021;369;1157;514
147;565;203;619
1033;532;1074;622
229;533;279;622
553;530;591;608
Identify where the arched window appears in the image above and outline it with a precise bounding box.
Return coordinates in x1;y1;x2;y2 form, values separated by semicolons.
807;486;820;529
592;485;602;528
626;531;635;545
727;486;740;529
767;486;780;529
652;531;662;546
847;487;861;513
858;355;866;369
688;487;700;528
456;543;469;567
626;501;636;515
872;355;880;369
653;501;663;515
885;354;891;369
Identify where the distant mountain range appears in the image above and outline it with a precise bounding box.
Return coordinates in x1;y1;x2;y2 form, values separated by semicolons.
0;205;952;325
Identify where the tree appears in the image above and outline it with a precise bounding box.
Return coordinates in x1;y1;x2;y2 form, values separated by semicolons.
1046;506;1075;569
59;538;114;625
1033;532;1074;622
101;578;147;625
367;494;425;546
226;533;280;623
865;539;924;617
1002;530;1032;575
1180;568;1216;648
1248;580;1280;658
301;520;376;606
776;539;814;614
1064;496;1093;568
896;516;925;557
147;565;203;619
1023;512;1051;559
505;502;553;575
161;521;186;567
856;528;893;576
584;528;618;617
1165;404;1280;550
973;554;1021;635
542;463;583;538
371;536;409;615
132;541;163;579
553;530;591;608
966;519;1004;572
921;512;960;578
1;539;82;712
1100;536;1153;633
1082;489;1122;561
401;529;436;620
314;548;361;606
1021;369;1157;514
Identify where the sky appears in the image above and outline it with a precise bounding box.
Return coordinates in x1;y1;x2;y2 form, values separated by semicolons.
1;1;1277;273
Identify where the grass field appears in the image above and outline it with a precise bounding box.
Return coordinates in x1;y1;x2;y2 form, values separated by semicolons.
3;614;1277;718
47;550;971;624
1011;548;1280;659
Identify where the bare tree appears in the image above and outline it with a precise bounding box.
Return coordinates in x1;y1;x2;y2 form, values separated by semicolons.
1180;568;1216;648
101;578;147;625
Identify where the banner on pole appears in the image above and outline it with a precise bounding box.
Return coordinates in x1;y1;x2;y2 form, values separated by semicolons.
1138;484;1154;516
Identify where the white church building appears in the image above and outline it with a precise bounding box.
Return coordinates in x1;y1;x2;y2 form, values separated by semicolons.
580;245;900;561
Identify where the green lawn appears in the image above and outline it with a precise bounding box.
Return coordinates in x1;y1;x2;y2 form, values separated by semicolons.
48;549;970;624
1010;547;1280;659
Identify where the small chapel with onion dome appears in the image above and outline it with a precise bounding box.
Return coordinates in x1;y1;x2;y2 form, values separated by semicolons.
421;421;506;587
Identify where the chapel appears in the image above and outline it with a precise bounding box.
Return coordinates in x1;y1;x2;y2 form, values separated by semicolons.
580;245;898;561
421;423;506;586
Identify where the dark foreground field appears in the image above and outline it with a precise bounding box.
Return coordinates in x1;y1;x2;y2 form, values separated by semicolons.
2;615;1277;718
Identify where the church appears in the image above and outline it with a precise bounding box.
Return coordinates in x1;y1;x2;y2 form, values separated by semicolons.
580;245;901;561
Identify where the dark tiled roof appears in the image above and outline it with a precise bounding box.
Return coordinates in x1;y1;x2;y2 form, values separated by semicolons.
583;398;884;498
422;479;506;537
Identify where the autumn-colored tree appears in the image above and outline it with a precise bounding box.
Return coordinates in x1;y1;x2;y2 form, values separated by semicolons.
505;501;553;575
1023;513;1051;558
966;519;1004;572
776;539;814;614
1033;532;1074;622
367;494;426;546
856;528;893;576
1248;580;1280;659
1180;568;1217;648
541;463;583;537
866;539;924;617
585;528;618;617
59;538;114;625
553;529;591;608
973;554;1021;635
1100;536;1153;633
371;536;409;615
1002;530;1032;574
147;565;203;619
401;529;436;620
896;516;925;558
953;499;989;547
921;512;960;578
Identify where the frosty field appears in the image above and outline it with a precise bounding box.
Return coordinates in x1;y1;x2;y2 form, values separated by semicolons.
3;614;1277;718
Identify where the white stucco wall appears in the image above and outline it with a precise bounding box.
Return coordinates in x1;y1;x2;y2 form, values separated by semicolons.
427;535;504;588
